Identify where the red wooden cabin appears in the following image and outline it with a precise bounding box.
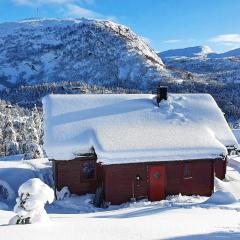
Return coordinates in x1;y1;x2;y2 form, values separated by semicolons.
43;91;237;205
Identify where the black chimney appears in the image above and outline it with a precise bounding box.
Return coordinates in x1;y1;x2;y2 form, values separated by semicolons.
157;85;168;107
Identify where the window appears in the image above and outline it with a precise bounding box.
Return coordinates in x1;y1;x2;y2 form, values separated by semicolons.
82;162;96;180
183;162;192;179
153;172;161;180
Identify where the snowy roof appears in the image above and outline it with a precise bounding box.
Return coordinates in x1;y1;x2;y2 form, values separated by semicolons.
43;94;238;164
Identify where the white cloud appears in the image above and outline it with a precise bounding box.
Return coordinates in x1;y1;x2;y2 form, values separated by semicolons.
13;0;72;6
66;3;100;18
163;39;182;44
210;34;240;44
163;39;197;44
209;34;240;50
12;0;115;20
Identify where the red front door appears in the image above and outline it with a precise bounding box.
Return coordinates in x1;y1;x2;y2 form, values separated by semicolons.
148;165;166;201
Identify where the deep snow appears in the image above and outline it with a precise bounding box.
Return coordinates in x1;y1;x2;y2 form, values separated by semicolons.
0;156;240;239
233;129;240;149
43;94;237;162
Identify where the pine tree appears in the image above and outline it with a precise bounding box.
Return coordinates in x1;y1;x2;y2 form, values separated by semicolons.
24;113;43;160
2;111;19;156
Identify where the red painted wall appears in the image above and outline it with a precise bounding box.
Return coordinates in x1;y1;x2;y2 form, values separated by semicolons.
104;163;148;204
214;159;227;180
54;158;226;205
104;160;216;205
54;157;103;195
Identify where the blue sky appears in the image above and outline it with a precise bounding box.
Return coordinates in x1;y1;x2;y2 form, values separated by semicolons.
0;0;240;52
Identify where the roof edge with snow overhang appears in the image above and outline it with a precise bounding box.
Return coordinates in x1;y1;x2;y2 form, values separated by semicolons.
42;93;238;164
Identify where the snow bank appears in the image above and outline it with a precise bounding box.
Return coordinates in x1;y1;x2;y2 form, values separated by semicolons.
43;94;237;163
232;129;240;148
0;154;24;161
214;177;240;200
56;186;71;200
9;178;54;224
205;191;237;205
0;201;9;210
0;158;52;197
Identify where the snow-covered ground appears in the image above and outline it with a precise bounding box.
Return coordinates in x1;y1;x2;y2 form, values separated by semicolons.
0;157;240;239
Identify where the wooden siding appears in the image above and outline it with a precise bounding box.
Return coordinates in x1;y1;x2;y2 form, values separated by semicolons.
214;159;227;180
54;157;103;195
104;160;216;205
104;163;147;204
53;157;226;205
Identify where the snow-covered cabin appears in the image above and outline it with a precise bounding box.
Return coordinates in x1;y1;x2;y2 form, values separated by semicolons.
43;92;238;204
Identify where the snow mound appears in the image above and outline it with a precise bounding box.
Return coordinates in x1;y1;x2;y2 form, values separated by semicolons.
0;179;15;200
0;158;53;198
214;177;240;200
56;186;71;200
9;178;54;224
18;178;54;204
205;191;237;205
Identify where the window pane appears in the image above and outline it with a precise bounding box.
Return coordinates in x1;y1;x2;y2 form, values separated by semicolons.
183;163;192;179
82;162;95;180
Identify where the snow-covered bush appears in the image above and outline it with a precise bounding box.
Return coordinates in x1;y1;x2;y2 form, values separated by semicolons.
2;114;19;156
9;178;54;225
24;142;43;160
0;179;15;200
56;186;71;200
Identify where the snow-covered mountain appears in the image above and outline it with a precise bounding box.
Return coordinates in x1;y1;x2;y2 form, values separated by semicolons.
0;18;179;91
210;48;240;58
159;46;240;84
160;46;213;58
160;46;240;59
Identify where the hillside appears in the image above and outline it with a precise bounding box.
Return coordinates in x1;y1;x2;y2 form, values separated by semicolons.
159;46;240;84
0;18;178;91
0;19;240;126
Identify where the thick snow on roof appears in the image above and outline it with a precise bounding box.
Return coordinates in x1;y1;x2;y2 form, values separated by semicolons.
43;94;237;164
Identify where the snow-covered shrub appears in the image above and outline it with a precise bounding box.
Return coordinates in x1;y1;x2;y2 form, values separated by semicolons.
9;178;54;225
56;186;71;200
24;142;43;160
0;179;15;200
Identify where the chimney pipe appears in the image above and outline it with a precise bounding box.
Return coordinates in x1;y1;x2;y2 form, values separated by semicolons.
157;85;168;107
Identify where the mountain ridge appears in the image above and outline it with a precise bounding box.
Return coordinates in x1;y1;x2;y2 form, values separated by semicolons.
159;45;240;59
0;18;171;91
